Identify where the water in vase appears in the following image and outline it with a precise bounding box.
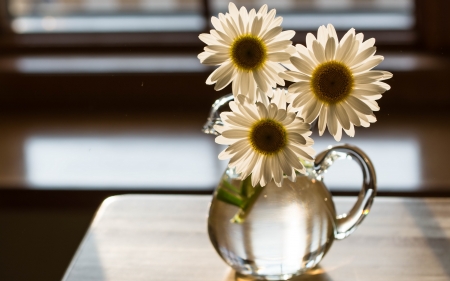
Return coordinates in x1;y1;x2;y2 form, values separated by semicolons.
208;169;337;280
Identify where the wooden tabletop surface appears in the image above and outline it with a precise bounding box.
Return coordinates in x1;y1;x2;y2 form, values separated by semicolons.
62;195;450;281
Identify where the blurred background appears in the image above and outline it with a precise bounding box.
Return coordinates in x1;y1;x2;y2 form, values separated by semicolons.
0;0;449;280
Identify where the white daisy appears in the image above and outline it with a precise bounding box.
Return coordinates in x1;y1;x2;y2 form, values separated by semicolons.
198;2;294;103
281;24;392;141
214;92;315;187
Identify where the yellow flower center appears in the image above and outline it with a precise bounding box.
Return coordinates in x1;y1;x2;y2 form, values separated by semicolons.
311;61;354;104
249;119;287;155
230;35;267;71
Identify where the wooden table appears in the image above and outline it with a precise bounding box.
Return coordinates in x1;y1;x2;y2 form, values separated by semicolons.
62;195;450;281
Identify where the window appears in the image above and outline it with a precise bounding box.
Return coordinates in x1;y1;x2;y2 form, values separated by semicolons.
2;0;415;48
7;0;414;34
8;0;205;33
2;0;449;193
213;0;414;31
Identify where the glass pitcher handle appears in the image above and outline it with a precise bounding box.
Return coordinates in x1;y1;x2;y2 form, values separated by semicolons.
314;144;377;240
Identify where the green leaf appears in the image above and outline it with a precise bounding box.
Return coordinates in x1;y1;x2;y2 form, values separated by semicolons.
240;175;254;198
232;184;265;224
216;188;244;208
221;180;240;195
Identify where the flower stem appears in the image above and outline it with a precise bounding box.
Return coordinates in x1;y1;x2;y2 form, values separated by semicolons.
216;175;265;224
231;181;265;224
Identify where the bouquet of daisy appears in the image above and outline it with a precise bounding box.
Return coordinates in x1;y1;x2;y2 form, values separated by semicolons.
199;2;391;218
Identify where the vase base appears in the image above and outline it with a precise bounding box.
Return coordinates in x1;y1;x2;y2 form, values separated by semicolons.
236;271;305;281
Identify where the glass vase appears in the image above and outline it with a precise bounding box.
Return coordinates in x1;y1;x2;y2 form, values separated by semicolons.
203;94;377;280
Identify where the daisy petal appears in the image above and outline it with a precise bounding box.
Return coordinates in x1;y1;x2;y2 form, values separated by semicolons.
277;151;292;178
262;26;282;41
214;69;234;90
210;61;233;82
202;54;229;65
210;29;232;45
268;103;278;118
351;55;384;73
374;81;391;91
258;4;268;15
334;123;343;141
304;99;322;124
267;40;291;52
238;7;248;33
215;135;235;145
205;44;229;53
325;36;336;61
251;156;264;187
335;103;351;130
253;70;269;93
344;124;355;137
327;24;338;46
289;144;314;161
306;33;316;49
290;56;314;75
211;16;224;33
281;112;296;125
272;158;283;186
342;38;360;64
251;16;263;36
228;2;239;22
318;105;327;136
350;46;376;67
199;33;219;45
353;90;382;101
278;72;297;82
256;101;268;118
346;95;373;115
355;33;364;43
327;105;338;138
268;52;291;62
284;148;304;171
336;33;354;62
312;40;326;63
340;101;361;126
362;99;380;111
222;129;248;139
285;71;311;80
360;38;376;52
248;76;257;103
288;132;307;145
288;81;309;93
317;25;328;47
232;70;241;95
263;156;273;186
275;30;296;41
291;92;313;108
354;83;388;93
239;71;250;97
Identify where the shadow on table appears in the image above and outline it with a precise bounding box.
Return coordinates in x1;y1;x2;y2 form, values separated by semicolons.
225;268;332;281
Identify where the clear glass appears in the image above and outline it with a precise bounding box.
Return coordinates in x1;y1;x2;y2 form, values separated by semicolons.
205;94;377;280
208;169;336;280
207;144;377;280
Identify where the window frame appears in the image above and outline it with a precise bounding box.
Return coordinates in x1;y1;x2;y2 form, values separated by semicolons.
0;0;422;54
